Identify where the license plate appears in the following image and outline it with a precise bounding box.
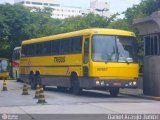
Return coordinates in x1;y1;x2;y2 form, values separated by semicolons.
113;82;121;86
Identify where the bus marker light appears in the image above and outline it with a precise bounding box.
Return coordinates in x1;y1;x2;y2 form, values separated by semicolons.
106;84;109;86
129;82;132;86
125;84;129;87
134;77;138;80
100;81;105;86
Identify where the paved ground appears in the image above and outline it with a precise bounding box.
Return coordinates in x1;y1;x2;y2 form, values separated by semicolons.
0;80;160;120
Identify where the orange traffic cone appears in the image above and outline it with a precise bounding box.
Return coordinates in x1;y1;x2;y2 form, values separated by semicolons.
34;84;40;99
22;84;29;95
2;80;7;91
37;86;47;104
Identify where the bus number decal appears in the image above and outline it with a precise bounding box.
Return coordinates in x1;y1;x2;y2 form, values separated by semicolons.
54;56;65;63
97;68;108;71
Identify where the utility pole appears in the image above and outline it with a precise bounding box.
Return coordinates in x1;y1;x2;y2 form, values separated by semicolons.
95;8;108;17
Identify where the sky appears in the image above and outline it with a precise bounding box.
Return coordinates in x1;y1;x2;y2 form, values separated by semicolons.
0;0;141;15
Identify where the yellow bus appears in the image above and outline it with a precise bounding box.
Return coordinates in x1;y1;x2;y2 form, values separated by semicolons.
20;28;139;96
0;58;10;79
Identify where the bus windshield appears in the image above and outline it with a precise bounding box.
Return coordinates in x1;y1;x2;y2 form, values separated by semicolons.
92;35;137;63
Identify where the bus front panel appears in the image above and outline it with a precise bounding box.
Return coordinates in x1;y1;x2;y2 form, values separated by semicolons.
87;34;139;88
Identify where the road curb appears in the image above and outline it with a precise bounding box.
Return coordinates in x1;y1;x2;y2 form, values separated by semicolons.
120;92;160;101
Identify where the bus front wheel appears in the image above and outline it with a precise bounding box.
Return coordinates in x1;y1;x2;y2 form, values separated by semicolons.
109;88;119;97
71;74;82;95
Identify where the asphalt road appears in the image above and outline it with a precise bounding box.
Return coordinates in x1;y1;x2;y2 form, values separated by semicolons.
0;80;160;120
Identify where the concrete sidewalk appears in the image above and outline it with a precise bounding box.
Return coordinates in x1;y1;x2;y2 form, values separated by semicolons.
120;75;160;101
120;88;160;101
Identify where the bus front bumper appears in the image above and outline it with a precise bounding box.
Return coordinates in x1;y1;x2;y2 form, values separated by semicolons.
80;77;138;89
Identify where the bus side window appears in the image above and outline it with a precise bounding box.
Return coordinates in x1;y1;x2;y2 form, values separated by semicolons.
53;40;60;54
62;38;71;53
84;38;89;64
35;43;43;56
71;36;82;53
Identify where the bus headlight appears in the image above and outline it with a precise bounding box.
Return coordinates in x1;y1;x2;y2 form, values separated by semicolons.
133;81;137;86
96;80;100;85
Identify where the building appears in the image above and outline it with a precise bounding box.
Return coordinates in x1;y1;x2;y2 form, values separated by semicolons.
14;0;82;19
14;0;110;19
134;11;160;96
89;0;110;16
0;0;14;4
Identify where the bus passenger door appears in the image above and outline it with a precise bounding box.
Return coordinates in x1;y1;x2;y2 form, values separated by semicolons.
83;37;89;77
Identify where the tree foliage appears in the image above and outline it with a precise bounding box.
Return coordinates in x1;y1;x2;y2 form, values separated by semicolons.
0;4;59;58
0;4;117;59
108;0;160;63
54;13;118;34
0;0;160;60
125;0;160;28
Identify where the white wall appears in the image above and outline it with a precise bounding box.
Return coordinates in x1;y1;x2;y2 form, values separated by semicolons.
0;0;14;4
14;0;110;19
90;0;109;10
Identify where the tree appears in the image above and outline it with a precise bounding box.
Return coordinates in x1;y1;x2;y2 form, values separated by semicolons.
124;0;160;26
108;0;160;64
108;19;129;30
0;4;32;58
54;13;118;34
0;4;58;59
2;0;159;60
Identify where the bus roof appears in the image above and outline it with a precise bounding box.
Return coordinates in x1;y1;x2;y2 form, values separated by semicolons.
22;28;136;45
14;47;21;50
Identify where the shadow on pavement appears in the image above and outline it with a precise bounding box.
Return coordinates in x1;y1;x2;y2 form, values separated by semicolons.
45;87;128;99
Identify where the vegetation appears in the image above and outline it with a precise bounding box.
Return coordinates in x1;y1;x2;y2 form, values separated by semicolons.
0;3;118;59
0;4;59;58
109;0;160;63
0;0;160;61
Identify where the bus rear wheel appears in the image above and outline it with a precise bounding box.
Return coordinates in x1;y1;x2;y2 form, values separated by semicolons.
16;78;20;82
109;88;119;97
71;74;82;95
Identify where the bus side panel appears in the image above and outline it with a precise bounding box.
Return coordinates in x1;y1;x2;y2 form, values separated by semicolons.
20;54;83;87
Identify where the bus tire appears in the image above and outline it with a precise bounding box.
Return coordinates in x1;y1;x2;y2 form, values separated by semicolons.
109;88;119;97
71;74;82;95
16;78;20;82
57;86;67;92
43;85;46;90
